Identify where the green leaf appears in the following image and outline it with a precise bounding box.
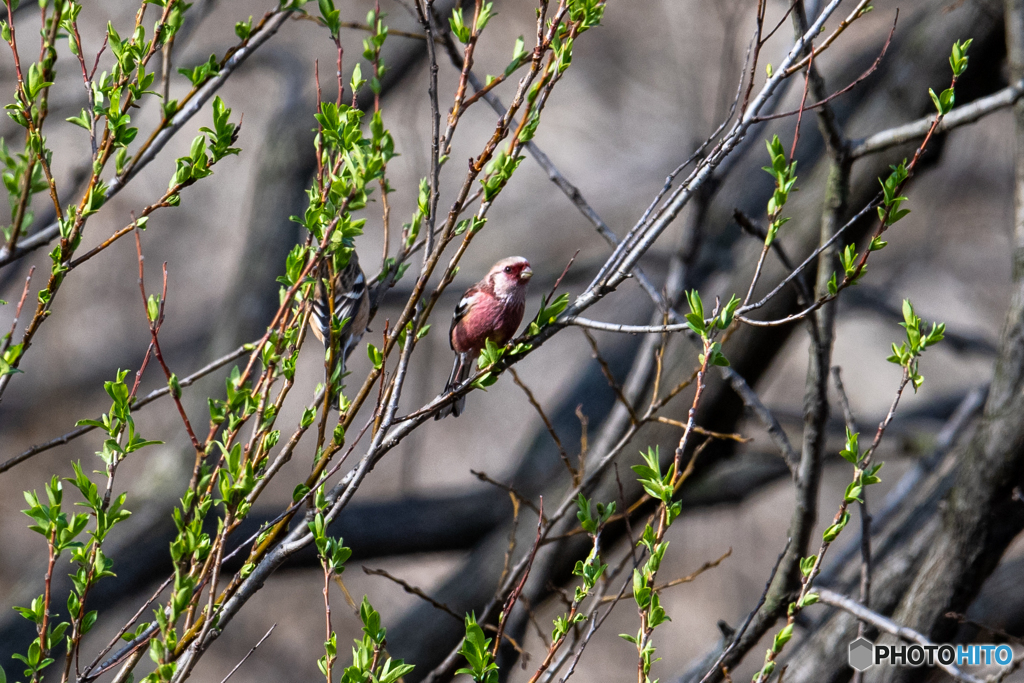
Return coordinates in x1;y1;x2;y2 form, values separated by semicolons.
799;591;819;607
367;343;383;369
773;623;794;652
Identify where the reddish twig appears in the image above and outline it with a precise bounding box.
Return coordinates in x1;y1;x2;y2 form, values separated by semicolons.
492;497;544;659
1;264;34;355
134;228;202;453
754;13;897;123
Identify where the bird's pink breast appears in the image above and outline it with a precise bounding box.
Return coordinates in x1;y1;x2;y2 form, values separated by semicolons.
453;295;526;353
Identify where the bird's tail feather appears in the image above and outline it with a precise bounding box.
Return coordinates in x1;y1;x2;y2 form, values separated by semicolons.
435;353;471;419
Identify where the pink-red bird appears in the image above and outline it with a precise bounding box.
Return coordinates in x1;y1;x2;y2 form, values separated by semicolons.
436;256;533;419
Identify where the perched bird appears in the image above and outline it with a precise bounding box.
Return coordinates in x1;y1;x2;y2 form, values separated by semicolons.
436;256;533;419
310;251;370;408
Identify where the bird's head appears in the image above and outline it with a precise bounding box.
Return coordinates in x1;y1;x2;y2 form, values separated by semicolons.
489;256;533;299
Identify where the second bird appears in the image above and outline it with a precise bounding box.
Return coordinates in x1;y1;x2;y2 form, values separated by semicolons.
310;251;370;408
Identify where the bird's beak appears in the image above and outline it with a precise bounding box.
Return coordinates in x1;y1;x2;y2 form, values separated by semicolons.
521;266;533;280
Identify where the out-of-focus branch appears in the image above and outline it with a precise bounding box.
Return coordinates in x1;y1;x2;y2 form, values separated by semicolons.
851;79;1024;159
815;589;986;683
720;366;799;476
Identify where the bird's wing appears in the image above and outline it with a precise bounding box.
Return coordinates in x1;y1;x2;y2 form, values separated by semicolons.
310;261;331;344
333;259;367;338
450;285;483;349
312;257;366;344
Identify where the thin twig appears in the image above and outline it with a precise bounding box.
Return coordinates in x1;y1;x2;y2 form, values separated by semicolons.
492;498;544;658
362;567;461;620
582;329;639;424
510;368;577;480
600;548;732;603
219;625;276;683
471;470;544;520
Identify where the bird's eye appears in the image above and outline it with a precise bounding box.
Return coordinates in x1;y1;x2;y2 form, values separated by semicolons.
504;266;512;273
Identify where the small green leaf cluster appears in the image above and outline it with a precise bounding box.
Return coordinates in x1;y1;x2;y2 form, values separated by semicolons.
449;8;470;43
148;482;214;682
234;16;254;42
0;339;24;378
103;26;161;119
567;0;605;31
453;216;486;236
326;597;410;683
366;342;384;370
9;593;60;681
317;0;343;39
456;613;498;683
62;462;129;652
22;477;87;553
208;366;258;432
929;39;972;115
571;541;608;604
551;26;575;74
308;512;352;575
753;618;799;681
761;135;797;246
67;461;132;546
4;2;72;126
481;149;524;202
376;257;411;287
312;103;387;214
827;242;870;296
838;428;884;505
575;493;615;535
449;3;493;44
821;510;852;545
886;299;944;390
684;291;739;340
630;526;670;626
310;505;357;682
212;439;263;517
551;608;587;646
632;447;680;524
549;518;606;648
178;54;218;87
24;62;55;103
168;97;240;192
621;524;670;683
772;623;795;656
528;292;570;335
949;38;972;77
362;9;390;95
471;339;506;389
76;370;163;466
396;321;430;350
403;177;430;247
623;445;690;683
876;160;909;227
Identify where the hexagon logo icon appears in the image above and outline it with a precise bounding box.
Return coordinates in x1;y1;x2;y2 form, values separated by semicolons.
849;638;874;672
